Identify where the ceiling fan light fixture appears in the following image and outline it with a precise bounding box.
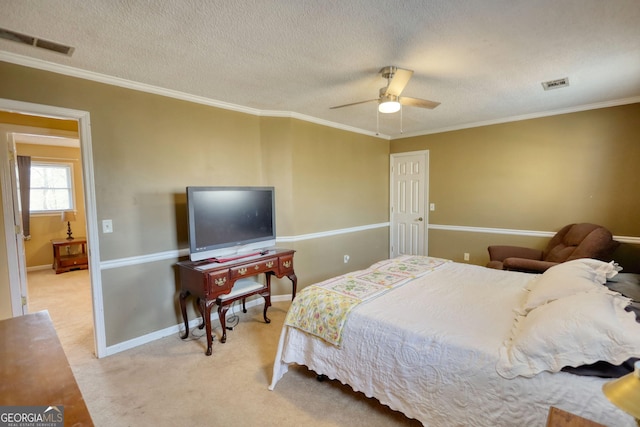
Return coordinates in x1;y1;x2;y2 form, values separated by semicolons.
378;97;400;113
330;66;440;114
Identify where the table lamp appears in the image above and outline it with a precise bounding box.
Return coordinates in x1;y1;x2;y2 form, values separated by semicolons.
603;360;640;426
61;211;76;240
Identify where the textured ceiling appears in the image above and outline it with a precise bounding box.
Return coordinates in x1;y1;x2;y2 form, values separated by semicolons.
1;0;639;138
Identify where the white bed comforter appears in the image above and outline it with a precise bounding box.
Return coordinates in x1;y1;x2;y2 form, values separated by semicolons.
269;261;634;426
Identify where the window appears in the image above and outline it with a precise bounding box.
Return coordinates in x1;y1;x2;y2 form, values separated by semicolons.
29;162;74;212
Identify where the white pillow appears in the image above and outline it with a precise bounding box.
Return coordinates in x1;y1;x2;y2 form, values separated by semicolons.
560;258;621;282
497;292;640;379
520;262;616;313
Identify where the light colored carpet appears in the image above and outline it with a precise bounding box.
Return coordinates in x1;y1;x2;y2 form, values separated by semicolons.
27;269;421;426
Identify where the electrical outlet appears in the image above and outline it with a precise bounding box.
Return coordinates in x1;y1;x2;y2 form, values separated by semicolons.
464;253;470;261
102;219;113;233
344;255;350;263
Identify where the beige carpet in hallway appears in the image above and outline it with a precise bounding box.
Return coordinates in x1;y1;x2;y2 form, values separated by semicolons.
27;269;421;427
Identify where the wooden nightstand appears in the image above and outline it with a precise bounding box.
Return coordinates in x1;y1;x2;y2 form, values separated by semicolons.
51;237;88;274
546;407;606;427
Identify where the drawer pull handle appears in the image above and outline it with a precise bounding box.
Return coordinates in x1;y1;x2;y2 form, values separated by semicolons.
238;267;247;275
215;277;227;287
266;261;274;268
254;265;260;270
283;260;292;268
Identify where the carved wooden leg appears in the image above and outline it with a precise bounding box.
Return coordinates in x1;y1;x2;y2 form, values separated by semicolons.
288;273;298;300
263;274;272;323
263;292;271;324
219;304;230;343
204;301;214;356
197;297;206;330
179;291;190;339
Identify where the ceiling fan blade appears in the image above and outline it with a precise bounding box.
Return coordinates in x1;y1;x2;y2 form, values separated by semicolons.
330;99;378;109
399;96;441;109
384;68;413;96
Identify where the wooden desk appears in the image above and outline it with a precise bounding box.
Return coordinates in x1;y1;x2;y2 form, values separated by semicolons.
0;311;93;426
546;407;606;427
52;237;88;274
177;248;296;355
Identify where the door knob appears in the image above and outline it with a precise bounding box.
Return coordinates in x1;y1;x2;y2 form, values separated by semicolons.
415;217;423;222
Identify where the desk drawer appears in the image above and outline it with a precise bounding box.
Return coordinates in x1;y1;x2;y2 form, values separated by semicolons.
279;254;294;274
59;255;88;268
205;271;231;296
230;259;276;280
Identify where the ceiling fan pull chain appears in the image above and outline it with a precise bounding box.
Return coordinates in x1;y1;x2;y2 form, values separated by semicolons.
376;106;380;135
400;105;403;134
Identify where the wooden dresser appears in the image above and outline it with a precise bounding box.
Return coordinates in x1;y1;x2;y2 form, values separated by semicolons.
0;311;93;426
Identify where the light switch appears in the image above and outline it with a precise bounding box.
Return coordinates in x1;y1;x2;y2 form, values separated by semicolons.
429;203;435;211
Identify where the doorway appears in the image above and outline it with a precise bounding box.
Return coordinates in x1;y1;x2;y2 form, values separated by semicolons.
17;131;94;358
0;98;106;358
389;150;429;257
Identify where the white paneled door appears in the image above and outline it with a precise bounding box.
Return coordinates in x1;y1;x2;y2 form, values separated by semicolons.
390;151;428;258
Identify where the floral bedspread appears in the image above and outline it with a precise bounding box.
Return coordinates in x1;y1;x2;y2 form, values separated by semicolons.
284;255;450;346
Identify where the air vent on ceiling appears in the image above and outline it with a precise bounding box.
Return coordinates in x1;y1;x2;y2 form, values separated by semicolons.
0;27;74;56
541;77;569;91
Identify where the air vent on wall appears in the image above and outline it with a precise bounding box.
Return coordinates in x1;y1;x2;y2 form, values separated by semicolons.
541;77;570;91
0;27;74;56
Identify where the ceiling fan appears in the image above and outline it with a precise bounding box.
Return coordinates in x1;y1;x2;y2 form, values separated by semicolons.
330;66;440;113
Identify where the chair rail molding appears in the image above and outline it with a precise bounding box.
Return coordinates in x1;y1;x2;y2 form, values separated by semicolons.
428;224;640;245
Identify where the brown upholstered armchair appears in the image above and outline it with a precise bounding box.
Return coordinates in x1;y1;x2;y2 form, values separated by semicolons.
486;223;619;273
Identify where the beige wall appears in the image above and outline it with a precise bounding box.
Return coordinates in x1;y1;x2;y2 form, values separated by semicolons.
3;58;637;344
290;120;389;234
0;61;390;342
391;103;640;271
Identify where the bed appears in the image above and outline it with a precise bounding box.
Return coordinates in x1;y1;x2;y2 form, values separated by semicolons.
269;255;640;426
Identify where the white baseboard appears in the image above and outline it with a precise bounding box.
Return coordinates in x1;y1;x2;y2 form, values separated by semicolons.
104;293;292;357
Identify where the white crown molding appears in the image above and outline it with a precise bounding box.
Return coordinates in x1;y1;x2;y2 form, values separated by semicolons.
0;51;262;116
6;51;636;142
0;51;389;140
397;96;640;139
263;109;390;139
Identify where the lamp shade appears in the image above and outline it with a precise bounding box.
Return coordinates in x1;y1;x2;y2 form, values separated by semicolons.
603;361;640;419
61;211;76;222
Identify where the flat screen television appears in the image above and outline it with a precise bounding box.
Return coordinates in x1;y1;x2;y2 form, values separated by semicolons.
186;186;276;262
